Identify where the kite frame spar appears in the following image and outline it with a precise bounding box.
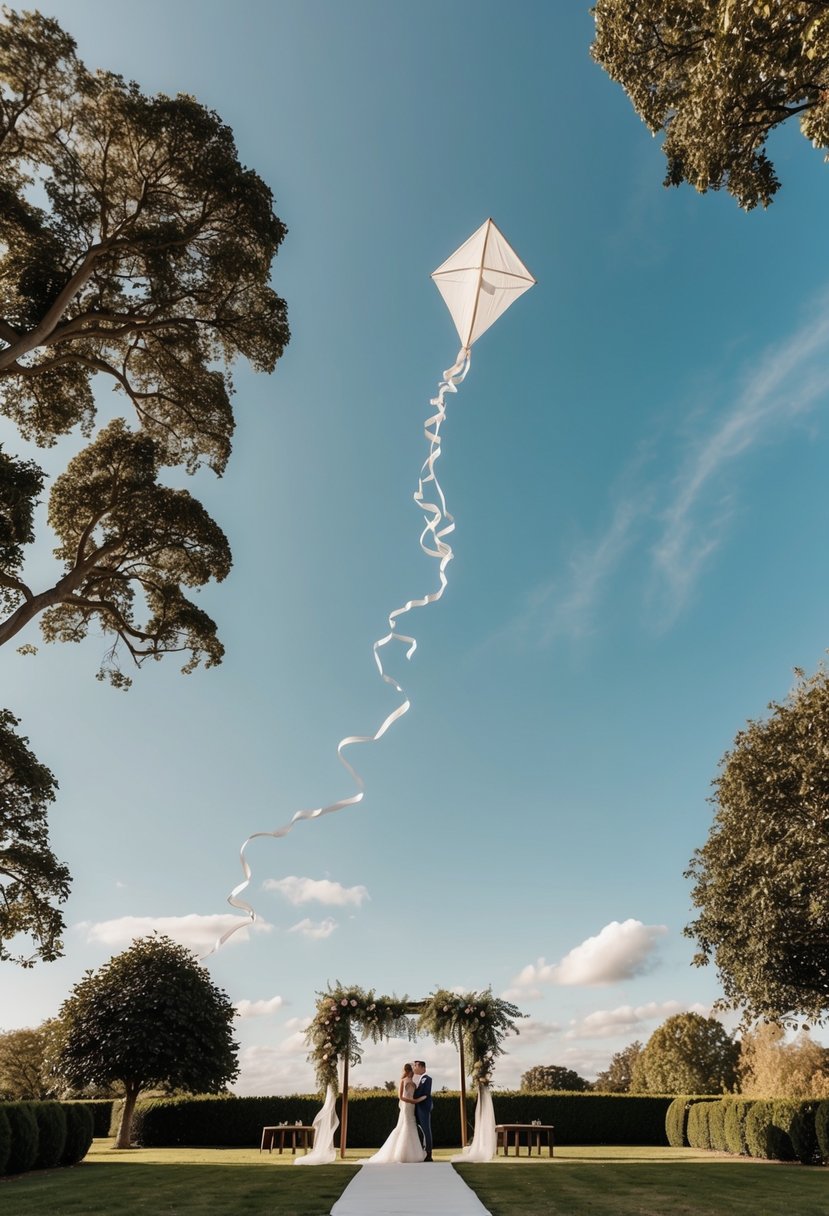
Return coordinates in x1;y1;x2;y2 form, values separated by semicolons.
207;219;535;956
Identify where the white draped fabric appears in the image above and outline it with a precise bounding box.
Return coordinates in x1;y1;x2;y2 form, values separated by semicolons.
451;1084;497;1163
294;1084;339;1165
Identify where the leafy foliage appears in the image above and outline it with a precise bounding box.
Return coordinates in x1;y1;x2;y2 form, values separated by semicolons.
60;1100;94;1166
686;666;829;1025
520;1065;591;1092
0;1023;58;1098
418;989;524;1087
593;1041;643;1093
0;710;69;966
591;0;829;210
306;984;415;1093
31;1100;66;1169
738;1021;829;1097
53;934;239;1147
632;1013;739;1094
723;1097;756;1155
3;1100;38;1172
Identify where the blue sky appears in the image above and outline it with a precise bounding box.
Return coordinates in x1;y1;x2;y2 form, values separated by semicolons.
4;0;829;1092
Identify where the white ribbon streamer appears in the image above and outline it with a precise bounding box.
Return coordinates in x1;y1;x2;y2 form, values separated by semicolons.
204;348;471;957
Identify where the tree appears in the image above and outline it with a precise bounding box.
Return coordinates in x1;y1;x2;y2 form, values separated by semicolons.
738;1021;829;1098
0;9;288;961
632;1012;738;1093
592;1040;643;1092
686;666;829;1026
591;1;829;210
0;709;69;965
0;1023;58;1099
53;934;238;1147
520;1064;591;1092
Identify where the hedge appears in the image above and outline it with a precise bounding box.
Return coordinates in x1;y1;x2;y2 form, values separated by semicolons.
32;1102;67;1170
61;1103;94;1167
63;1099;114;1139
128;1091;672;1148
0;1107;10;1175
723;1098;755;1155
771;1100;821;1165
665;1096;720;1148
745;1100;795;1161
687;1100;712;1150
707;1100;728;1152
817;1100;829;1163
4;1103;38;1174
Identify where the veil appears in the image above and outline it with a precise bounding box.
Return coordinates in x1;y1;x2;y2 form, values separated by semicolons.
294;1084;339;1165
451;1083;497;1162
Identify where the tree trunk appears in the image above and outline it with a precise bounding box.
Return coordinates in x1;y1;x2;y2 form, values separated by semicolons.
115;1083;140;1148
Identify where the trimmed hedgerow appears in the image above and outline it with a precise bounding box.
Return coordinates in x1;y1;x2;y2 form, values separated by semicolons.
32;1102;67;1169
3;1103;38;1174
745;1099;795;1161
707;1100;728;1151
771;1100;820;1165
63;1100;113;1139
61;1103;94;1166
0;1107;11;1175
666;1096;719;1148
686;1100;712;1150
724;1098;755;1155
133;1091;673;1148
816;1100;829;1164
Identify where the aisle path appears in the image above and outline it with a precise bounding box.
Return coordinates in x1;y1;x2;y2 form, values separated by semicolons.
330;1163;493;1216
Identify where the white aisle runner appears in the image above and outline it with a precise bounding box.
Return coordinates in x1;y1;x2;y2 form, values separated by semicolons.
331;1163;493;1216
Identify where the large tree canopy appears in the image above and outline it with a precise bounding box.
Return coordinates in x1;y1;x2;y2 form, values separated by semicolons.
0;708;68;965
686;666;829;1025
632;1012;739;1093
591;0;829;210
54;934;239;1147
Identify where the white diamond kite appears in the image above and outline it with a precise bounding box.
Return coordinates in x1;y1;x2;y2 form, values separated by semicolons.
431;217;536;352
211;221;534;960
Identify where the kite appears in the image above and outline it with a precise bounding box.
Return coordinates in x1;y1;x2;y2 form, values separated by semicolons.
208;219;535;955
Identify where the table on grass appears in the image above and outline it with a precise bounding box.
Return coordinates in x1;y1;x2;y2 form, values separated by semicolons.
260;1125;315;1154
495;1123;555;1156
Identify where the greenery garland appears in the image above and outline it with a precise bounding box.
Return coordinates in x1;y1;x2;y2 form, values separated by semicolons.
417;988;524;1086
305;982;524;1091
306;983;414;1092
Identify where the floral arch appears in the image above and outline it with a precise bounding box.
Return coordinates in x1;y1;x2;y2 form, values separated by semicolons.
299;983;523;1162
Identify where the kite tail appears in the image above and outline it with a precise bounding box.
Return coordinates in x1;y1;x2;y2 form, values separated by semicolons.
203;348;471;959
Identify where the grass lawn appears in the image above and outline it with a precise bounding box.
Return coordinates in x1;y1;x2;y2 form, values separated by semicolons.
3;1141;828;1216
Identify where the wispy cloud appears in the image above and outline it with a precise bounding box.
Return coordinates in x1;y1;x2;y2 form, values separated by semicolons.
565;999;709;1040
288;916;338;940
264;876;369;907
235;996;286;1020
77;913;273;954
505;920;667;994
652;301;829;619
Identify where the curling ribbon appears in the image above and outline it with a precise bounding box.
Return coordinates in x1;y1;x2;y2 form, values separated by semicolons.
204;348;471;957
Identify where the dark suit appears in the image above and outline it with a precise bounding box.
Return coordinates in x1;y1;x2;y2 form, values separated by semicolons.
413;1073;433;1157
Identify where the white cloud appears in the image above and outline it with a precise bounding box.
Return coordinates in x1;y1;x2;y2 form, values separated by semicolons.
507;920;668;991
77;912;273;954
289;917;338;940
653;301;829;618
566;999;709;1040
264;876;370;907
235;996;286;1020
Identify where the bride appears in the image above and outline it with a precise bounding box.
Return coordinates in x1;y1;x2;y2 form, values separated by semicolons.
365;1063;426;1164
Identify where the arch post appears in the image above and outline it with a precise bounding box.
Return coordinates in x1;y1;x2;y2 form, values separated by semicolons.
339;1043;350;1159
458;1032;468;1147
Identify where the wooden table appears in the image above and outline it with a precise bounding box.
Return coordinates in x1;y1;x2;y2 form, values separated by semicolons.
495;1123;555;1156
260;1125;315;1154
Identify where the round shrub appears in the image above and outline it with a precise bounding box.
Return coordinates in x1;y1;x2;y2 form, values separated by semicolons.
724;1098;755;1155
665;1096;688;1147
686;1100;712;1150
61;1103;94;1166
745;1100;795;1161
707;1100;728;1152
0;1108;11;1175
772;1100;819;1166
32;1102;67;1169
816;1100;829;1164
4;1103;39;1173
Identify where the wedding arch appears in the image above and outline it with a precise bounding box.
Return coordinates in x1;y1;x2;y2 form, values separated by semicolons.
296;983;523;1163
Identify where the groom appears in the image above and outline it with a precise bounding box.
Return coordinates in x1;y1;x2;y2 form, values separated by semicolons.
411;1060;433;1161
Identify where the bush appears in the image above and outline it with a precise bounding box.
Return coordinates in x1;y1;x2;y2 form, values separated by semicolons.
132;1091;673;1149
665;1096;687;1147
0;1107;11;1175
771;1100;820;1166
32;1102;67;1169
707;1100;728;1151
3;1103;39;1173
63;1100;113;1139
686;1100;711;1149
724;1098;755;1155
816;1100;829;1164
745;1100;795;1161
61;1103;94;1166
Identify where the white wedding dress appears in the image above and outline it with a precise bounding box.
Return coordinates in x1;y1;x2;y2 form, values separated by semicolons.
365;1078;426;1164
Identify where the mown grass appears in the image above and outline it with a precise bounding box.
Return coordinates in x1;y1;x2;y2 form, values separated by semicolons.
3;1140;828;1216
